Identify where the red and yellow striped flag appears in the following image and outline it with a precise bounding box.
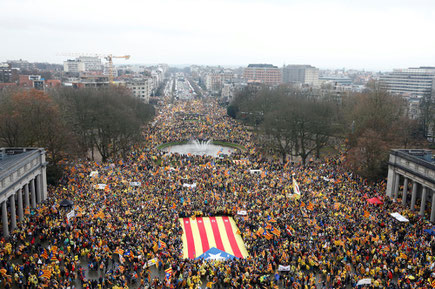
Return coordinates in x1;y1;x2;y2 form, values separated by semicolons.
271;227;281;237
41;269;51;279
307;201;314;211
264;231;273;240
179;216;249;259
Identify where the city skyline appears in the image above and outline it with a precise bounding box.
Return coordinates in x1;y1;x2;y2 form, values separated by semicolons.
1;0;434;71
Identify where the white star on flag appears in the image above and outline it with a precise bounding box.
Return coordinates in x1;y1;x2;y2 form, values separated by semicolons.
205;253;225;260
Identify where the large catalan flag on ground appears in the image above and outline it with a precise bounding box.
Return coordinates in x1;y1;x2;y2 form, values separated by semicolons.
179;216;249;259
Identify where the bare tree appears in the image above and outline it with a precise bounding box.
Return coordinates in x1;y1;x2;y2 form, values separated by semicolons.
419;97;435;142
53;86;155;162
232;86;335;164
343;84;424;180
0;88;73;165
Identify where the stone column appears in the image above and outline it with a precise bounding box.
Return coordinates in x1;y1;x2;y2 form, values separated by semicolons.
401;178;408;206
30;179;36;208
24;184;30;210
419;186;428;216
42;166;48;201
393;174;400;201
9;195;16;232
386;168;395;197
410;181;418;210
35;175;41;204
17;189;23;222
39;152;48;201
2;201;8;237
430;191;435;223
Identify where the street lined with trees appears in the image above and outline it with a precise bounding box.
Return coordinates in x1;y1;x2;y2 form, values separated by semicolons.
228;84;425;180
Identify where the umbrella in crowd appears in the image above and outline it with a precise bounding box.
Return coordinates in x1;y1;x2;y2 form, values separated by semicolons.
59;199;74;207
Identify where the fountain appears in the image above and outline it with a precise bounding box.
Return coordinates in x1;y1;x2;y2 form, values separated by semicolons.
192;139;212;151
161;138;236;156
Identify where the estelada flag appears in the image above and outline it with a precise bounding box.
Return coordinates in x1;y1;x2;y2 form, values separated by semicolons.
307;201;314;211
256;227;265;237
271;227;281;237
40;249;49;260
158;240;167;249
267;215;277;223
49;253;57;262
179;216;249;259
263;231;273;240
165;267;172;277
153;242;158;253
39;269;51;279
293;178;301;195
165;267;172;285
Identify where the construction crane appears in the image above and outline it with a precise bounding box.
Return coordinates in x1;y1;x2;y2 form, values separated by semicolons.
104;54;130;83
58;53;130;83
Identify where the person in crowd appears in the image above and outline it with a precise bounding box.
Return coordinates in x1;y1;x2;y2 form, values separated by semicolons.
0;99;434;289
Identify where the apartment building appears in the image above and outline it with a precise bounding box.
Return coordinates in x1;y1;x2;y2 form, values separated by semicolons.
380;67;435;99
126;78;153;103
282;65;319;86
64;57;103;73
243;64;281;85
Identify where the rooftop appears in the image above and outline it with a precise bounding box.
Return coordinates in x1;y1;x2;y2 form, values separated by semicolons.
411;66;435;70
392;149;435;169
284;64;316;69
0;148;41;173
247;64;278;68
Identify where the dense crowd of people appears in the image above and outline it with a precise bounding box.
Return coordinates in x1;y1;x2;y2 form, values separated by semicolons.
0;98;434;289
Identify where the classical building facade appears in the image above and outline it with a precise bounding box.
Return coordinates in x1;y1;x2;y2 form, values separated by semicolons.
386;149;435;222
0;148;48;237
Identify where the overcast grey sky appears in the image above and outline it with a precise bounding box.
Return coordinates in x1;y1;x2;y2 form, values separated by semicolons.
1;0;434;70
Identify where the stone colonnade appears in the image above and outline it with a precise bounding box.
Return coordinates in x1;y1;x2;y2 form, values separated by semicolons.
1;174;46;237
387;170;435;222
386;150;435;223
0;148;48;237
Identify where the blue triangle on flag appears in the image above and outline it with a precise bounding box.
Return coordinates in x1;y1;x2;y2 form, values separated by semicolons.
196;247;237;260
